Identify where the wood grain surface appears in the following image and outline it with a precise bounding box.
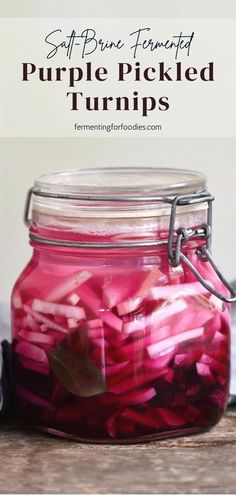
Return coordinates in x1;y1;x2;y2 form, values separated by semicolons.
0;411;236;494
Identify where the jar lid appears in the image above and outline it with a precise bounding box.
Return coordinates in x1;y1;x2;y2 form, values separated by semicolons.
34;167;206;200
31;167;207;221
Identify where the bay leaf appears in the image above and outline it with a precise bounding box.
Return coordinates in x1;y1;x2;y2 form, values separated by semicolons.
50;346;106;397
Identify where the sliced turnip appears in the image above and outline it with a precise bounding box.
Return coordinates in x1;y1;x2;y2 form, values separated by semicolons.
32;299;86;320
40;324;48;333
163;368;175;383
157;408;186;427
148;325;172;344
200;353;228;376
88;327;104;339
67;318;79;329
108;368;167;394
120;328;145;343
105;361;130;377
138;269;167;294
18;356;50;375
18;329;54;346
24;305;68;334
24;314;41;332
123;313;146;335
105;410;119;438
169;306;214;336
116;269;167;316
116;298;142;318
210;292;224;309
108;361;142;386
121;408;161;429
144;348;175;370
147;327;204;359
119;387;156;405
211;330;226;347
102;271;146;309
146;299;188;328
190;293;215;310
102;275;127;309
87;319;103;329
46;270;92;302
66;293;80;306
174;349;202;368
168;265;184;282
15;341;49;366
149;281;211;301
12;290;23;309
116;325;170;359
196;362;215;385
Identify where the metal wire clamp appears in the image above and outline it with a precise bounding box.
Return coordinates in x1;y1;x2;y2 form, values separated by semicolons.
168;192;236;303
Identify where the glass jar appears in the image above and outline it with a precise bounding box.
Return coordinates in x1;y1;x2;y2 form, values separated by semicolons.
11;167;234;443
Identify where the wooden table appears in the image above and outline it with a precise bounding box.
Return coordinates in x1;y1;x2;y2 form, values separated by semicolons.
0;411;236;494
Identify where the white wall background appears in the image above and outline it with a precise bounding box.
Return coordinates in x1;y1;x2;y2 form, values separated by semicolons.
0;0;236;17
0;137;235;303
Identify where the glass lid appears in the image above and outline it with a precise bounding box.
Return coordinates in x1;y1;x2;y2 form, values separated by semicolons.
34;167;206;200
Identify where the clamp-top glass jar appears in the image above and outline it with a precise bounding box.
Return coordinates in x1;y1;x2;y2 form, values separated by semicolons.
11;167;235;443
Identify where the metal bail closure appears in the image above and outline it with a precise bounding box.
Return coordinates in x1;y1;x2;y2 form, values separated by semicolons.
24;187;33;227
168;192;236;304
